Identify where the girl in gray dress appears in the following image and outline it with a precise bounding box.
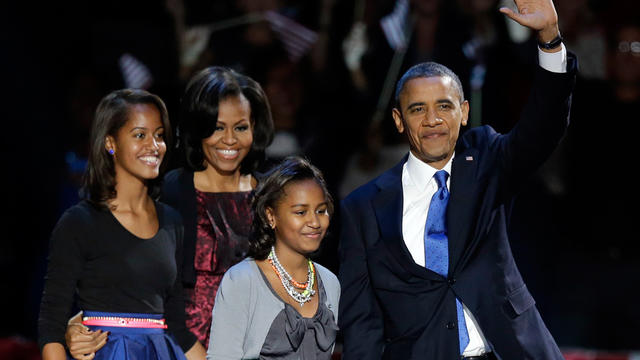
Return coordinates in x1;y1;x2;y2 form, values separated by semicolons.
207;157;339;360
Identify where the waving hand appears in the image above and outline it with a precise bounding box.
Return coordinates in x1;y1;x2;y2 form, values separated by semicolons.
499;0;560;43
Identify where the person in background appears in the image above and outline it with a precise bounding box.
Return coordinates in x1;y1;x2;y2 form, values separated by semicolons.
207;157;339;360
38;89;206;359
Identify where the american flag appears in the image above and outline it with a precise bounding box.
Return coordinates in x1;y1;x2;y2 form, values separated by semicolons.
380;0;410;51
118;53;153;89
264;11;318;62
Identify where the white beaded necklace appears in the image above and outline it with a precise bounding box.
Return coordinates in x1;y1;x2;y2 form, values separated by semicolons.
268;246;316;306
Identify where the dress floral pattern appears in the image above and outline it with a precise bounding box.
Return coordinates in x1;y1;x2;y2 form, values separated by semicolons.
184;190;253;346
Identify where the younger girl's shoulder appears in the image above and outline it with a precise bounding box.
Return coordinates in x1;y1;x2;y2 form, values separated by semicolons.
222;258;260;286
314;262;339;292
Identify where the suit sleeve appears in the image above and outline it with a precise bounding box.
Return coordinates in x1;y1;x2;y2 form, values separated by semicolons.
496;54;577;196
338;199;385;359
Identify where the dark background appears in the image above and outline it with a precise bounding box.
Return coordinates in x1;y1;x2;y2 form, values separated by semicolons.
2;0;639;357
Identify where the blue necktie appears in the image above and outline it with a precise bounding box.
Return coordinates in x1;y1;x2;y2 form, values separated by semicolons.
424;170;470;354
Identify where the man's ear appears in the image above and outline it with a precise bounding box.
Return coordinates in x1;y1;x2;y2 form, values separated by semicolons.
460;100;469;126
392;108;405;134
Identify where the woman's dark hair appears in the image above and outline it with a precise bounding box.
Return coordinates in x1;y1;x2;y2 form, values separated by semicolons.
249;157;334;260
179;66;274;174
83;89;173;208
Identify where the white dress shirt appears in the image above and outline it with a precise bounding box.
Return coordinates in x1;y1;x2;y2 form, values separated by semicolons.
399;47;567;355
402;151;490;356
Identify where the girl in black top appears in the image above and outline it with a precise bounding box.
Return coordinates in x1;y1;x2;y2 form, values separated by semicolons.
38;89;206;360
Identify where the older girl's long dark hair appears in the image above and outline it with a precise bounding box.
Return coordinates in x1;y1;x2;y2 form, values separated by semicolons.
83;89;172;208
249;156;334;260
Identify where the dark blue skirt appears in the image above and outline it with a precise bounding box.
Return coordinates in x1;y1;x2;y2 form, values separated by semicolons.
81;311;187;360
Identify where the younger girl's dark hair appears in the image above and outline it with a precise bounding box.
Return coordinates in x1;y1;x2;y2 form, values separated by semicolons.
83;89;172;208
179;66;274;174
249;157;334;260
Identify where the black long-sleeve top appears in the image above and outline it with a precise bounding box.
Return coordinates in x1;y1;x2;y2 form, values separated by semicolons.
161;168;199;287
37;200;197;351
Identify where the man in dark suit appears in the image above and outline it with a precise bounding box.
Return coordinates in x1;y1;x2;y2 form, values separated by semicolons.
338;0;576;359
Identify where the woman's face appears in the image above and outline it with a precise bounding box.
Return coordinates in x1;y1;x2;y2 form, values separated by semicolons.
267;179;330;256
107;103;166;182
201;94;254;175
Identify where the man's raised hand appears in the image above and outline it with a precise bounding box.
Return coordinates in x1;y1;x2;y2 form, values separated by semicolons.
499;0;560;43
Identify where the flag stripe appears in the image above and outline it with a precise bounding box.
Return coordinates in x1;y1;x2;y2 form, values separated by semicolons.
118;53;153;89
380;0;409;51
265;11;318;61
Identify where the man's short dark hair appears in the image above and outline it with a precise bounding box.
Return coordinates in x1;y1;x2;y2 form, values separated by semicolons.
394;62;465;107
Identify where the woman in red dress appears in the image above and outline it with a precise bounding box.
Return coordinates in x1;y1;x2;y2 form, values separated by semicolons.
161;67;274;345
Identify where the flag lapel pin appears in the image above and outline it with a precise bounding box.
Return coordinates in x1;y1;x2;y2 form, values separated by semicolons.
465;156;474;161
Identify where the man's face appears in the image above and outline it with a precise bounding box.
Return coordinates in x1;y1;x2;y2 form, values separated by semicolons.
393;76;469;169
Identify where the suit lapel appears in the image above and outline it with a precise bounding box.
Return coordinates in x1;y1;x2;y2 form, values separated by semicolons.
448;148;479;274
373;156;440;280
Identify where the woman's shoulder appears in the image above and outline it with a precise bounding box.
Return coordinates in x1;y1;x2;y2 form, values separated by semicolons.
162;168;194;194
164;167;188;182
156;200;181;221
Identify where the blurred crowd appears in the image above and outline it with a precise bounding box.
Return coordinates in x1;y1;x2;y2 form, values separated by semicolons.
1;0;639;357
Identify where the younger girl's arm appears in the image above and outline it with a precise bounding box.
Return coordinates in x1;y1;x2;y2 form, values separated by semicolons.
207;266;252;360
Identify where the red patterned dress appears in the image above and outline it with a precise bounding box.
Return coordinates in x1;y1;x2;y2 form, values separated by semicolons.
184;190;253;346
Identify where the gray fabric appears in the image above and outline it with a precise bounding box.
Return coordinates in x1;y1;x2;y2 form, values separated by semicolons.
259;269;338;359
207;258;339;360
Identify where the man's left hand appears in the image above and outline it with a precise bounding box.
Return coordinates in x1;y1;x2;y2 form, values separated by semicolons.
499;0;559;43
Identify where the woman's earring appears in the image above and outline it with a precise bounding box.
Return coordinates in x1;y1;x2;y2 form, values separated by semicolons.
108;149;115;155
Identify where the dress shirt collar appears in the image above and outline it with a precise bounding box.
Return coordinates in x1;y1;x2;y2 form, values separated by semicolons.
405;151;454;191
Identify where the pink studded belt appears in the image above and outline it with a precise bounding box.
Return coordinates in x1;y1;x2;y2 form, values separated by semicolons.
82;316;168;329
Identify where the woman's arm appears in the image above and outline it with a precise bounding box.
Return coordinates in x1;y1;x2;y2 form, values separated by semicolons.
65;311;108;360
163;206;202;356
42;343;68;360
185;342;207;360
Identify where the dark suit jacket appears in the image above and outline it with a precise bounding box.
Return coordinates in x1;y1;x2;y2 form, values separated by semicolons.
338;55;577;360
